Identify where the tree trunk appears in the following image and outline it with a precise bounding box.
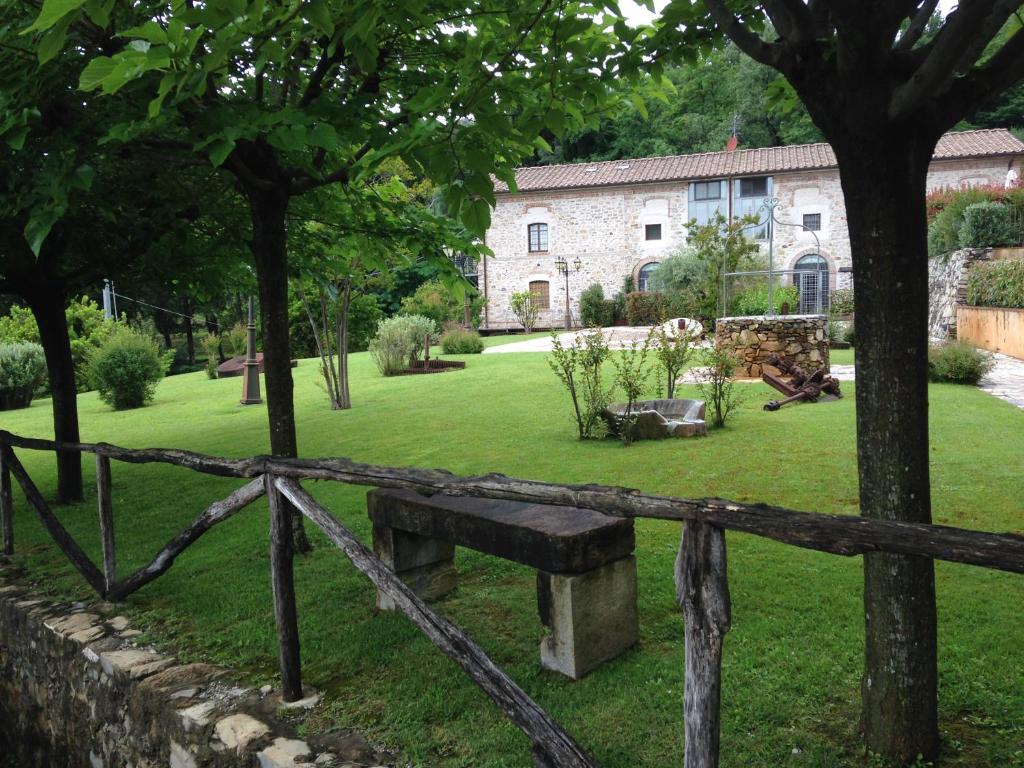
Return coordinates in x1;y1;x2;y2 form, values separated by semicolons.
24;283;83;503
834;131;939;763
337;280;351;410
245;179;311;554
183;296;195;364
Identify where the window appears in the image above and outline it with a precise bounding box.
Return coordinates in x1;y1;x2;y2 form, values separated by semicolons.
637;262;659;292
802;213;822;232
529;280;550;309
691;181;722;201
739;177;769;197
527;223;548;252
645;223;662;241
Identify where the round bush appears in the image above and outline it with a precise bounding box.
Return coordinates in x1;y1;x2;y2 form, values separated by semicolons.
87;331;169;409
959;202;1015;249
579;284;614;327
440;328;484;354
0;342;46;410
369;314;436;376
927;341;994;385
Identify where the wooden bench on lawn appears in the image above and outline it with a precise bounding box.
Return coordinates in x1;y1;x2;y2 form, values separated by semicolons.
367;488;639;680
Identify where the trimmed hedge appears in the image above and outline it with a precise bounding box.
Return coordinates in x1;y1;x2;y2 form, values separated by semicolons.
625;291;664;325
0;342;46;410
579;283;615;328
966;259;1024;308
86;331;171;410
960;202;1015;249
928;342;994;385
440;328;484;354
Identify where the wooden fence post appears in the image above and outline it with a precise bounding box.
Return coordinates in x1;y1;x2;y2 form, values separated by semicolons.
1;446;13;556
95;455;116;593
265;473;303;701
676;521;731;768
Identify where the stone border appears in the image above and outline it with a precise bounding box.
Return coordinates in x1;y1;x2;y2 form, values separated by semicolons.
0;564;392;768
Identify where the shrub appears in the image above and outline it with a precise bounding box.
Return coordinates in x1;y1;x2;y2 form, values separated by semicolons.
0;342;47;410
959;202;1015;249
729;284;799;316
579;283;614;327
510;291;540;333
966;258;1024;308
440;328;484;354
610;330;654;446
926;184;1022;256
86;331;171;410
400;279;484;328
829;288;855;316
200;334;221;379
843;322;856;347
695;345;745;428
927;341;994;385
369;314;435;376
653;323;694;399
625;291;665;325
548;329;613;440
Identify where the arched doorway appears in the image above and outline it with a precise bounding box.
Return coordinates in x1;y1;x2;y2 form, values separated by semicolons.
792;253;830;314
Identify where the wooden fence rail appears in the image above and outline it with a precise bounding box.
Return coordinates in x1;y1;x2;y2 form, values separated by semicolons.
1;430;1022;768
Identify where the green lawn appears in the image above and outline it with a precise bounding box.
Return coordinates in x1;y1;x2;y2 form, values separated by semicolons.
1;341;1022;767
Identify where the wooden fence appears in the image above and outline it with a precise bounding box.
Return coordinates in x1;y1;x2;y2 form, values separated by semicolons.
1;429;1022;768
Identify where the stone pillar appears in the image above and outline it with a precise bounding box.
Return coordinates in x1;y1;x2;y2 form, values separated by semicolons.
536;555;639;680
372;525;457;611
240;297;263;405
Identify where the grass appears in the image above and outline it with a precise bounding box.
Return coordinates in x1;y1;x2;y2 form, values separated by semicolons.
2;338;1022;767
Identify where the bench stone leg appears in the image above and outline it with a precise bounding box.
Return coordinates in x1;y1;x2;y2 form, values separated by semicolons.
372;524;457;611
537;555;638;680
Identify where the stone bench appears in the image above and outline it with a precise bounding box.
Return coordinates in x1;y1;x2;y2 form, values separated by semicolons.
367;488;639;679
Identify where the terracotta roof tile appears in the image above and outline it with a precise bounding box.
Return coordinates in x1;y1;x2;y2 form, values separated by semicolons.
495;129;1024;194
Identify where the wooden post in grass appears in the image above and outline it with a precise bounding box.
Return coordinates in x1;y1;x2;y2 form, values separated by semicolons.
676;521;731;768
1;446;13;556
265;472;303;701
95;455;116;593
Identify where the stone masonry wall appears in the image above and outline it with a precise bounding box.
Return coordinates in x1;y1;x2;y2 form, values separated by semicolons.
928;248;995;340
0;567;390;768
715;315;829;378
483;157;1014;329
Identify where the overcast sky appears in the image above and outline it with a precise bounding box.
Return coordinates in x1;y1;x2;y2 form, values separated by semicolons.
619;1;958;28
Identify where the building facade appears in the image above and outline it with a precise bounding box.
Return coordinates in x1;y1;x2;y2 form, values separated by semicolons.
480;129;1024;330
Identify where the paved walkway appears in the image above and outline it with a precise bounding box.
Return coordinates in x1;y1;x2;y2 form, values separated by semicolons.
979;352;1024;409
484;326;683;353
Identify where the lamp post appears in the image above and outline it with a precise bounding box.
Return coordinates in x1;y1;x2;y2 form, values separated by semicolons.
554;256;583;329
240;297;262;405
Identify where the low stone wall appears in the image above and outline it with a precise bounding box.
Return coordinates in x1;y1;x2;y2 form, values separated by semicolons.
0;566;391;768
715;315;829;378
927;248;995;340
957;306;1024;359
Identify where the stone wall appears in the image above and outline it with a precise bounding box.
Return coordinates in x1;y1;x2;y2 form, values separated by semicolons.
715;315;829;378
927;248;995;340
0;568;390;768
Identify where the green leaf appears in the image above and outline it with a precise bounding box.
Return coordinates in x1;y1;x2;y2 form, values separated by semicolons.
23;0;87;33
4;125;30;151
306;0;334;37
461;197;491;237
79;56;117;91
37;14;73;64
207;137;236;168
83;0;115;26
24;206;62;257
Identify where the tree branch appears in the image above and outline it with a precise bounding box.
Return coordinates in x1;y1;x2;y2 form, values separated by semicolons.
933;27;1024;130
894;0;939;52
762;0;817;44
890;0;1020;120
703;0;786;68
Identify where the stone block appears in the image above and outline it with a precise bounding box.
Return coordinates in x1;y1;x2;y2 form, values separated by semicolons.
372;524;458;611
215;713;270;754
537;556;639;680
258;737;313;768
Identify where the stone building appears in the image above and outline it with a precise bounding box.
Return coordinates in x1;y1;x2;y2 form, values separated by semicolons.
479;128;1024;330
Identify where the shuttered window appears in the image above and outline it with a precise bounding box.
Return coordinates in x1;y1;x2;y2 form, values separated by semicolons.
529;280;550;309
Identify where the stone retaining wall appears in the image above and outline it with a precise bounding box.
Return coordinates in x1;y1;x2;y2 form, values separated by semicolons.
927;248;995;340
0;566;390;768
715;315;829;378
